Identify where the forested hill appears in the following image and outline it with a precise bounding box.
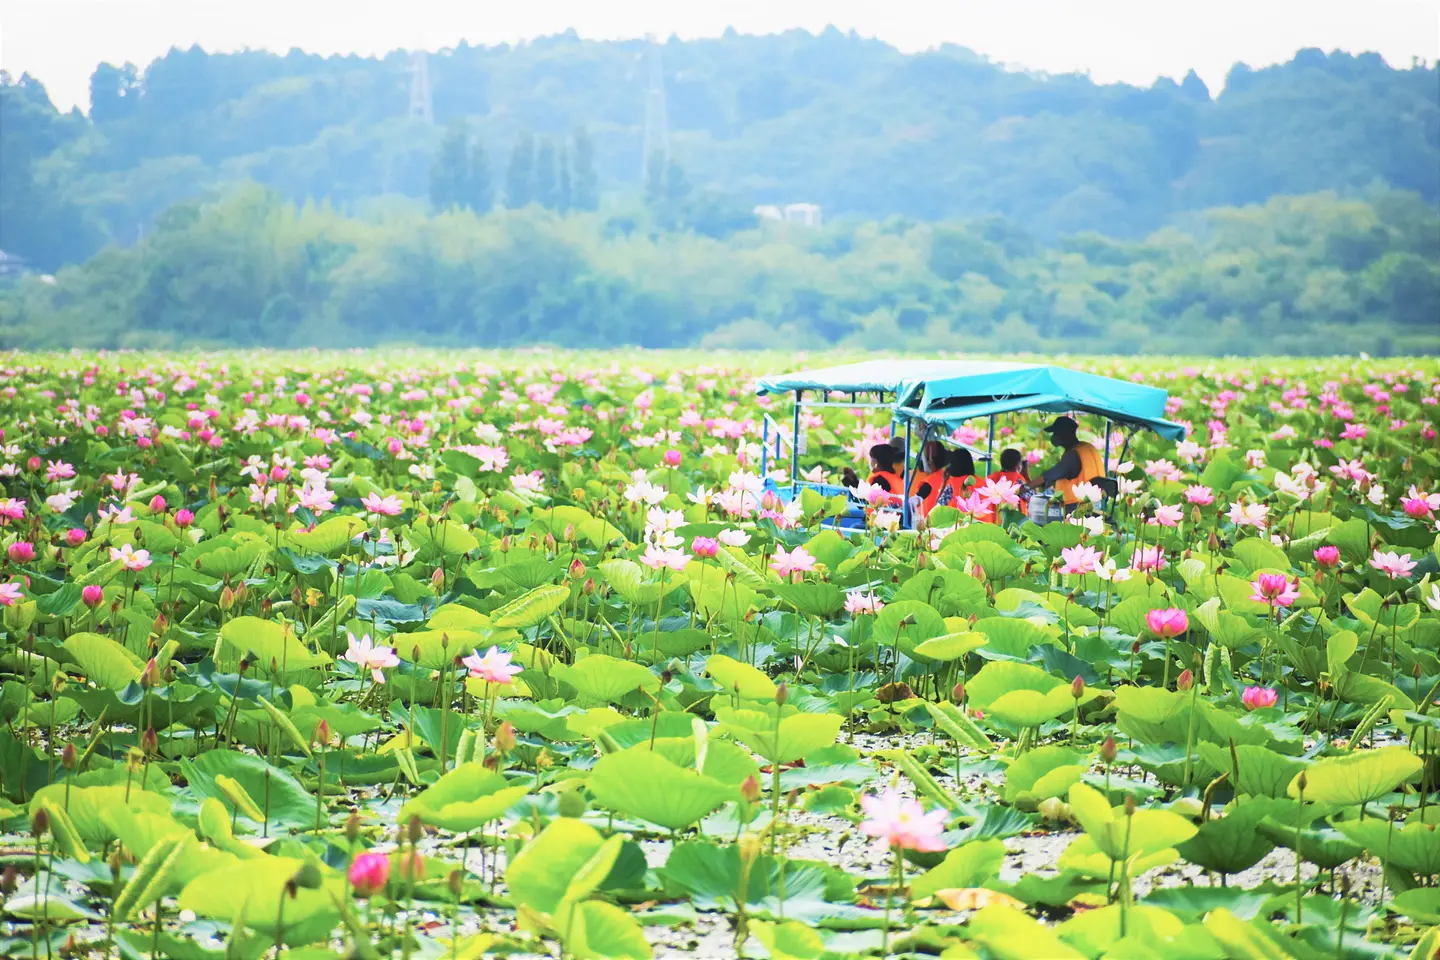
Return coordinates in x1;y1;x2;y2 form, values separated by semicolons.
3;30;1438;270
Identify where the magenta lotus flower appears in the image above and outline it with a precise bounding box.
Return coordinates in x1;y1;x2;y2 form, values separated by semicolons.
7;541;34;563
0;582;22;607
1241;686;1278;710
1312;546;1340;568
663;449;683;467
690;536;720;558
173;509;194;528
859;789;947;853
1184;485;1215;506
349;852;390;898
1250;573;1300;608
1131;544;1167;572
361;492;404;516
462;645;523;686
81;585;104;608
1369;549;1417;580
148;495;167;514
1145;608;1188;639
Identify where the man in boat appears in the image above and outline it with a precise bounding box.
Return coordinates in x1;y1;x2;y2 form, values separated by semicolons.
1034;416;1104;510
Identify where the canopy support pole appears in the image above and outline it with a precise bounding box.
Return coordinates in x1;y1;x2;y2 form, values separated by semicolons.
901;419;913;529
1103;421;1112;474
987;415;995;464
791;390;802;496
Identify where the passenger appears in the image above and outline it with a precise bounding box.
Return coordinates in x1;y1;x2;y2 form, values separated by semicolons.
840;443;905;505
908;440;947;517
1035;416;1105;510
934;449;978;511
977;448;1030;524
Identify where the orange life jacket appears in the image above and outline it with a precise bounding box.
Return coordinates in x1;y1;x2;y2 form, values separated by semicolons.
934;473;977;513
1054;442;1105;505
909;469;946;515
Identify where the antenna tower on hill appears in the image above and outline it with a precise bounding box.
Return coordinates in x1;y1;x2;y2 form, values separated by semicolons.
408;50;433;124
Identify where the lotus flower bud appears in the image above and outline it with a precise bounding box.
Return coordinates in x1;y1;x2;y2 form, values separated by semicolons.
775;681;788;706
1071;675;1085;699
65;528;87;547
431;566;445;590
314;719;331;747
81;585;104;609
568;557;586;580
406;814;424;845
1123;794;1136;817
582;577;595;596
1177;668;1193;692
740;775;763;804
61;742;76;771
140;727;158;756
148;495;167;514
494;721;516;753
1100;734;1118;764
218;585;236;611
345;811;361;843
174;509;194;528
31;807;48;837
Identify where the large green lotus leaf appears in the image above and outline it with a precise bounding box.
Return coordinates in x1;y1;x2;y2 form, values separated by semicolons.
588;748;735;830
287;515;365;555
492;583;571;629
62;632;146;690
400;763;529;832
1388;888;1440;925
910;839;1007;900
774;581;845;619
1195;743;1306;799
553;898;653;960
529;504;628;550
1229;539;1292;577
220;616;329;669
911;631;989;664
553;654;661;705
506;817;609;916
704;653;778;700
26;784;170;845
874;601;947;659
965;541;1025;580
599;558;674;606
1067;783;1197;861
178;856;341;940
688;575;761;623
1289;746;1422;807
182;750;316;829
1106;596;1178;640
967;661;1063;710
410;518;480;558
1113;686;1189;745
1003;746;1089;805
185;534;270;578
751;919;825;960
714;708;843;765
967;904;1085;959
894;568;987;616
426;604;492;631
1174;802;1275;874
649;737;761;786
988;687;1095;728
1057;903;1186;957
1333;819;1440;875
972;617;1054;658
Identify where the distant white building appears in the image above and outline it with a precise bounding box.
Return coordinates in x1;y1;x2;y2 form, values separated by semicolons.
783;203;822;227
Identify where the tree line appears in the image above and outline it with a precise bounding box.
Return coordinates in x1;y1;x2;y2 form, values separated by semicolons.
1;183;1434;356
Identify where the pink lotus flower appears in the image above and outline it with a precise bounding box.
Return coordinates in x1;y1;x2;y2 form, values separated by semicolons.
1059;545;1101;576
1227;501;1268;530
690;536;720;558
1241;686;1277;711
1250;573;1300;608
1145;608;1188;639
361;492;404;516
81;585;104;608
845;591;884;616
296;482;336;514
976;476;1022;510
1184;485;1215;506
173;509;194;528
1312;546;1340;568
0;499;26;522
0;582;22;606
64;527;87;547
663;449;683;467
45;460;75;482
770;545;817;580
343;633;400;683
640;543;691;571
110;543;152;571
7;541;34;563
1369;549;1417;580
349;852;390;898
1148;504;1184;527
717;528;751;547
858;788;947;853
148;495;167;514
462;645;523;686
1131;544;1167;572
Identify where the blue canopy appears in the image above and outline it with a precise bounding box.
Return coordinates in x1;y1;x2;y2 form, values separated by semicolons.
755;360;1186;441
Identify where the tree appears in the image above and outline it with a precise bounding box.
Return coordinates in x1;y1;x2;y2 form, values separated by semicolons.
534;138;557;209
571;126;599;210
89;62;140;124
556;145;572;214
467;137;492;214
429;120;471;212
644;150;667;208
505;133;535;209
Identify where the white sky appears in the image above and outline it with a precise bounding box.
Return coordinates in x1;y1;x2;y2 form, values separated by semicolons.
3;0;1437;113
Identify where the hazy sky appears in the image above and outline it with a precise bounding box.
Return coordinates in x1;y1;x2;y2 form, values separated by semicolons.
4;0;1437;113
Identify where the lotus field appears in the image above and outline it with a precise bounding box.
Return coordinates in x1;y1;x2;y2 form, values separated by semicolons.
4;351;1440;960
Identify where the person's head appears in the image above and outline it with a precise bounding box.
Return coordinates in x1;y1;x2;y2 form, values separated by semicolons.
999;448;1023;472
946;448;975;478
922;440;945;471
869;443;902;473
1043;415;1080;448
